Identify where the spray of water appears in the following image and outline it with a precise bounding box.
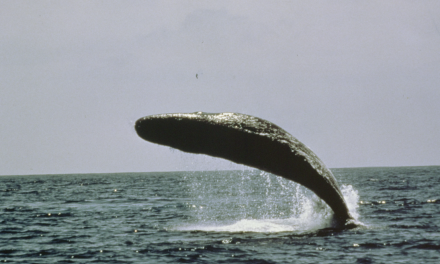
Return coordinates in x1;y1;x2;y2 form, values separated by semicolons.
177;170;360;233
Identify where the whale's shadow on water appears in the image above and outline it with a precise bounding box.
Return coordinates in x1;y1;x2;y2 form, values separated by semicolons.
135;112;359;228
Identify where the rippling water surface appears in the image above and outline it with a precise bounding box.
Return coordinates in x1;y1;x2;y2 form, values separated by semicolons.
1;166;439;263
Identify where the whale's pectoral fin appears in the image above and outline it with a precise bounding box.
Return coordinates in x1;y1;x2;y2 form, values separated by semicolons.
135;112;354;225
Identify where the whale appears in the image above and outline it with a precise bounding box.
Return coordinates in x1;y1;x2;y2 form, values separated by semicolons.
135;112;354;226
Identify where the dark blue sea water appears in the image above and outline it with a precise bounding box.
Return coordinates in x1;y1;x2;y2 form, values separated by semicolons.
1;166;439;263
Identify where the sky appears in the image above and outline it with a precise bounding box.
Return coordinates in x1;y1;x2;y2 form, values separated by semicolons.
1;0;440;175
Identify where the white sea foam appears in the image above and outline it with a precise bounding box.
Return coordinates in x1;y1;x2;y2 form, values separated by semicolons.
179;219;296;232
177;208;331;233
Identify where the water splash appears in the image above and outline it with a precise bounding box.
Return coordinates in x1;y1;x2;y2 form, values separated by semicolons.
176;170;361;233
341;184;360;220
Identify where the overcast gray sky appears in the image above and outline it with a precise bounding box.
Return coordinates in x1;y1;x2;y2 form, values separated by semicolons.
1;0;440;175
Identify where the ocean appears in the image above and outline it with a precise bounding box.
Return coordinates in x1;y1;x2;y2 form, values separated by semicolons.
1;166;439;263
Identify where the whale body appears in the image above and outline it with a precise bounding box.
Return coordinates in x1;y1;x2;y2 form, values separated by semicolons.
135;112;354;225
